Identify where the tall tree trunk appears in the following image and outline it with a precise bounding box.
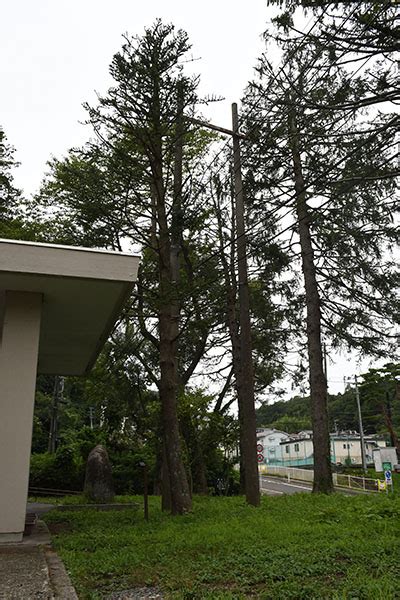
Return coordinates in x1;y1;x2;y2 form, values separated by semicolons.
161;443;172;511
154;82;191;513
158;259;191;513
288;105;333;494
181;417;209;495
232;104;260;506
192;451;209;495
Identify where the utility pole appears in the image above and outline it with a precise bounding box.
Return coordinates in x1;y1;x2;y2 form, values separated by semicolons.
354;375;368;474
231;102;260;507
184;105;260;506
48;376;64;453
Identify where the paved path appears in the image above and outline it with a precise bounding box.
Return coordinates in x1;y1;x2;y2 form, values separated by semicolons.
0;520;78;600
27;502;56;516
260;475;313;495
260;475;371;496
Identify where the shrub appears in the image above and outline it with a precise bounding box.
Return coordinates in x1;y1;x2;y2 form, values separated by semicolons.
30;447;84;492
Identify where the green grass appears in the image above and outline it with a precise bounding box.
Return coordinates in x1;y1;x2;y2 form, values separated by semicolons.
43;493;400;599
28;494;139;505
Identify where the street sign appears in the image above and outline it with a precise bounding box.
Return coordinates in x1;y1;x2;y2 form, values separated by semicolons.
385;470;392;484
257;454;264;463
257;444;263;453
382;461;392;471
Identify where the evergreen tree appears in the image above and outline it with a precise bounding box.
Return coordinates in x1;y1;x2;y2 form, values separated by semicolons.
0;126;23;238
35;21;237;513
242;19;398;492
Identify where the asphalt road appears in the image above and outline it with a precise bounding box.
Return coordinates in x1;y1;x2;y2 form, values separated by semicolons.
260;475;313;496
259;475;373;496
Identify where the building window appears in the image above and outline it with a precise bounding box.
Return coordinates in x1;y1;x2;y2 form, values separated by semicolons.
285;445;289;454
294;443;299;452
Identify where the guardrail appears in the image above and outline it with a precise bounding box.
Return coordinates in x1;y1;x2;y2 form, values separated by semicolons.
259;465;379;492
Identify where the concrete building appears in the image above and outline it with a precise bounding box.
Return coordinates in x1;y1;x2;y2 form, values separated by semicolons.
276;431;387;468
256;428;289;465
281;435;314;467
331;434;386;466
0;238;139;542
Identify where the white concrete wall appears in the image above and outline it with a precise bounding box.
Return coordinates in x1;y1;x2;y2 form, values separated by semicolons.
0;291;42;542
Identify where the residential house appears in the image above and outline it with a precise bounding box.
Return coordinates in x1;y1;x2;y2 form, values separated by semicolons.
277;432;387;468
331;433;386;466
256;428;289;465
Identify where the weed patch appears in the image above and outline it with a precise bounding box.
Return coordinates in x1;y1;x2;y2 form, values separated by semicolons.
44;493;400;599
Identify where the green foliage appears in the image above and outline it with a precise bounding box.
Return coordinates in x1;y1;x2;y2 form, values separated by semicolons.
256;396;311;428
271;415;312;433
30;442;154;495
44;493;400;599
359;363;400;440
30;448;84;491
0;126;20;217
244;5;399;363
0;126;56;241
256;380;399;437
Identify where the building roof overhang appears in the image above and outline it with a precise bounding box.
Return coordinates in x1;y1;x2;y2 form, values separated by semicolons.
0;238;140;376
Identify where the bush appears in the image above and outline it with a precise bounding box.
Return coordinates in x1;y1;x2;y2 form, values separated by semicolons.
30;448;84;492
30;439;155;495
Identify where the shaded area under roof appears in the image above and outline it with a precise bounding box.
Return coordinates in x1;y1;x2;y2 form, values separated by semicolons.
0;239;140;375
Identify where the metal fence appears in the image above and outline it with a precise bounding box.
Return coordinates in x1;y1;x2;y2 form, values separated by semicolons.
259;465;379;492
259;465;314;483
333;474;378;492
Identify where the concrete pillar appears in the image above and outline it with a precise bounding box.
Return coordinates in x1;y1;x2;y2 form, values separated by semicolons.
0;291;42;542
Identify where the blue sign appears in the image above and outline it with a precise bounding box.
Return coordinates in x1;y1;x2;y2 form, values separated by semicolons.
385;470;392;483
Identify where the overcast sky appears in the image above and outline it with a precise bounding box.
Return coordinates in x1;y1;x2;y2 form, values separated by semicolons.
2;0;272;196
1;0;388;398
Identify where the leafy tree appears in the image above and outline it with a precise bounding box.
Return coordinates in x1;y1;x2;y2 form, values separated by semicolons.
359;363;400;456
0;127;19;210
241;12;398;492
0;126;26;239
35;21;235;513
271;415;312;433
0;126;57;241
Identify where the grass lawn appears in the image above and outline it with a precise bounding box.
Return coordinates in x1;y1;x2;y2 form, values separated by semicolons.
43;493;400;600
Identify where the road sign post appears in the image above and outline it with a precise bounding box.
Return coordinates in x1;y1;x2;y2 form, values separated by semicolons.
384;469;393;494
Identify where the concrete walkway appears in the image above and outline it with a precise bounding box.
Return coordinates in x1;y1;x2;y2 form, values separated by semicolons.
0;520;78;600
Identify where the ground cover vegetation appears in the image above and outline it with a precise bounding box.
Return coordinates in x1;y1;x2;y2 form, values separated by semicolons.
44;493;400;599
1;1;398;503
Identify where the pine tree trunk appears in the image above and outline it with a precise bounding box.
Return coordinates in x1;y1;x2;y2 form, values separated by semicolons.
191;433;209;495
288;106;333;494
154;104;192;512
158;302;191;512
161;443;172;511
232;104;260;507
